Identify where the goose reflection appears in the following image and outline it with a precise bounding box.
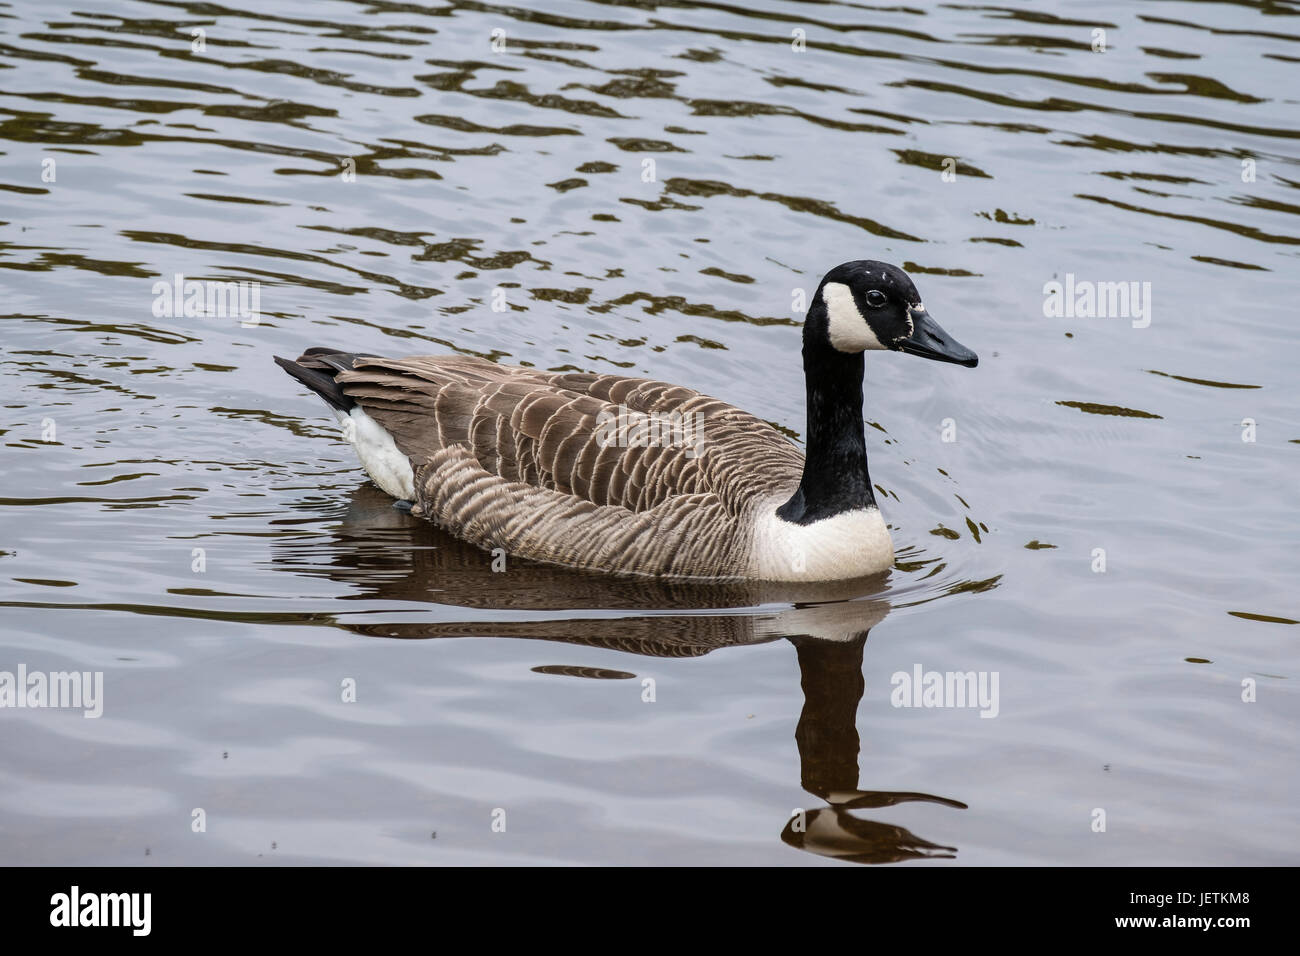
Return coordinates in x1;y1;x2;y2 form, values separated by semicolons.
783;636;965;864
271;483;966;863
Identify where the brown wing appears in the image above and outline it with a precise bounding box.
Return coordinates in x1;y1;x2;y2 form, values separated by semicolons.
319;353;803;576
335;355;802;510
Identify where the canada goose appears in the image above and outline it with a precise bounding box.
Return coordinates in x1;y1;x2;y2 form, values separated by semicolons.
275;260;977;581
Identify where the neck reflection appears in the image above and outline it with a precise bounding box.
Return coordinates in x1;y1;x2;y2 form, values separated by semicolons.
783;635;965;865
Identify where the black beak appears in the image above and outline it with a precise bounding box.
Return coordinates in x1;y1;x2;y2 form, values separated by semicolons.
899;307;978;368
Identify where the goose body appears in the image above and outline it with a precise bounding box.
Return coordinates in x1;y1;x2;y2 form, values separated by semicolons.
276;260;977;582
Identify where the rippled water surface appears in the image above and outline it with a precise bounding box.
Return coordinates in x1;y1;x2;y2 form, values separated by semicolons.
2;0;1298;865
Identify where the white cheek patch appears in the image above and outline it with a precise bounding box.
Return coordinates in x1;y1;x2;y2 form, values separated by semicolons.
822;282;886;352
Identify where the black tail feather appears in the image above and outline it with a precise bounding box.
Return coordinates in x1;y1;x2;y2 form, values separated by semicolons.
274;351;357;413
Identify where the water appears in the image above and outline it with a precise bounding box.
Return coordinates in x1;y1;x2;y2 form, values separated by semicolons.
1;0;1297;865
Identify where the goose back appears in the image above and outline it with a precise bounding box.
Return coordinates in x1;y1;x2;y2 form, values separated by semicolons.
296;352;805;578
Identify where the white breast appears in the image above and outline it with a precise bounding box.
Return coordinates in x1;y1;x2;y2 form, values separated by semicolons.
749;499;894;581
334;407;415;501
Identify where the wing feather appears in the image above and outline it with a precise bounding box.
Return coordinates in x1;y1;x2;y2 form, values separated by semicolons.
307;352;805;576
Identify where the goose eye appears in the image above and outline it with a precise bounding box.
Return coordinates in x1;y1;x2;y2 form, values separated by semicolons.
864;289;887;308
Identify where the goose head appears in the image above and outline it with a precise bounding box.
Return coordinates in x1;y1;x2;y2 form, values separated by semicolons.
812;260;978;367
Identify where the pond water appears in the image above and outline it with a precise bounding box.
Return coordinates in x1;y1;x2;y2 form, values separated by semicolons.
1;0;1297;865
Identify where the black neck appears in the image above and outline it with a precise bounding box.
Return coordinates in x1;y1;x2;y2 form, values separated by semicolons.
777;301;876;525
